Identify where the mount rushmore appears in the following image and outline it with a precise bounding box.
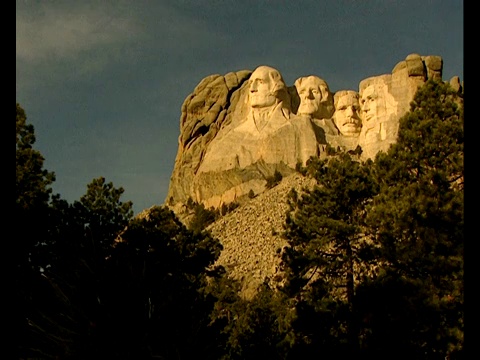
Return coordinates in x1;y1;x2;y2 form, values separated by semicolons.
165;53;463;213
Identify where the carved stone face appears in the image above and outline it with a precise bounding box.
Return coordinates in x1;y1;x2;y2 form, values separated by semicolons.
296;77;330;117
248;67;279;108
334;91;362;137
360;85;380;130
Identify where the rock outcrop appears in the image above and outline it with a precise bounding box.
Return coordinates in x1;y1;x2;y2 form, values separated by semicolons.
165;53;463;213
159;53;463;299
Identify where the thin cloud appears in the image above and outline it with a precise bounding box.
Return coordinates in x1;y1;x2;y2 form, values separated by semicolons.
16;2;145;97
16;3;141;63
16;1;225;96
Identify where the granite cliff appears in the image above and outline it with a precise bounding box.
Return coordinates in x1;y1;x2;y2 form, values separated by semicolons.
160;54;463;298
166;53;463;213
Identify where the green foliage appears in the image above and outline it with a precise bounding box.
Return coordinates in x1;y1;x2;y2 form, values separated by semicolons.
76;177;134;245
377;80;464;270
280;80;464;357
189;202;219;234
22;199;225;359
295;161;305;174
354;270;457;358
16;80;464;359
187;199;239;232
282;152;378;354
221;201;240;215
16;103;57;358
100;205;224;358
45;177;134;271
283;154;379;291
20;177;135;359
217;282;294;360
266;170;283;189
366;79;464;356
16;103;226;359
16;103;55;212
15;102;56;271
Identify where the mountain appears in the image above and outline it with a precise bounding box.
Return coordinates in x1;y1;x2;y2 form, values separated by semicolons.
159;53;463;298
165;53;462;213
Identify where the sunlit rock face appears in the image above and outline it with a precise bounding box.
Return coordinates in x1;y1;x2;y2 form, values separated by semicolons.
165;54;462;211
333;90;362;138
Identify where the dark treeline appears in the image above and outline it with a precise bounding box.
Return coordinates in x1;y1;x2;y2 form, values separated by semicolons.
16;79;463;359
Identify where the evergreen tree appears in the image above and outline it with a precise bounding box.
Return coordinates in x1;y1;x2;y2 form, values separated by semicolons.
189;201;219;234
16;103;55;213
280;81;463;358
281;153;378;355
45;177;133;268
363;79;464;358
266;170;283;189
98;206;224;359
20;177;134;358
15;102;56;271
16;103;227;359
16;103;57;358
215;281;293;360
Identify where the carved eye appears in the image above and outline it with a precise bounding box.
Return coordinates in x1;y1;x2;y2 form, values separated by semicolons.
339;106;347;111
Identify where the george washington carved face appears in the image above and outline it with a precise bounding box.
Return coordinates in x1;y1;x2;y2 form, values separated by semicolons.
248;66;286;108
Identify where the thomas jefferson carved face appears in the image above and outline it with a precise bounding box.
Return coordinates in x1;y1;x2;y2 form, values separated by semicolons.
334;90;362;137
295;76;332;118
248;66;284;108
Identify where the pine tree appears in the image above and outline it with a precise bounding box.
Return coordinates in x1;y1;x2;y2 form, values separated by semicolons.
363;79;464;357
16;103;56;269
281;152;378;355
16;103;55;212
16;103;57;358
21;177;134;358
218;282;293;360
98;206;224;359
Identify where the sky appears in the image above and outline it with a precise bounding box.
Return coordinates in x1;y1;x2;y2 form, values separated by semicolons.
16;0;464;215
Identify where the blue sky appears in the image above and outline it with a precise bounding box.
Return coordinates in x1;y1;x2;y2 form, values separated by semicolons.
16;0;463;214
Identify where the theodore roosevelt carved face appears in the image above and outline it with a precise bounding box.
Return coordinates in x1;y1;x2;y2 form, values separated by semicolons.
333;90;362;137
